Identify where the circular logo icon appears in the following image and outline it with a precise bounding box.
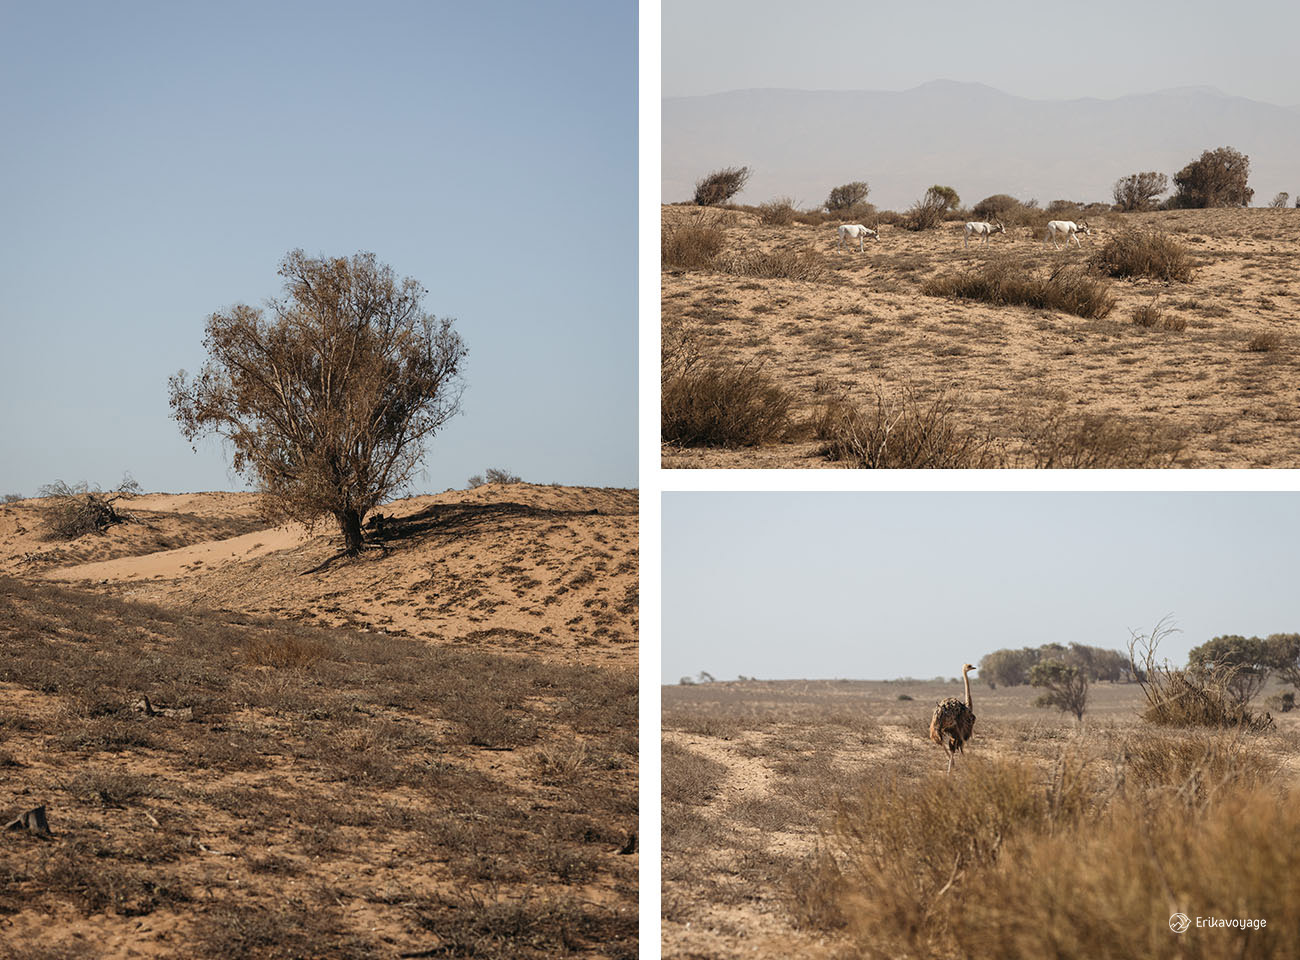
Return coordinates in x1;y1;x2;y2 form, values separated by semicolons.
1169;913;1191;934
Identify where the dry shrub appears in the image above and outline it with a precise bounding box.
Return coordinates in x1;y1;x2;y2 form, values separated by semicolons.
38;482;136;540
1017;405;1186;468
813;387;1004;469
662;324;794;447
1131;299;1163;327
1162;312;1188;332
694;165;751;206
804;745;1297;960
1247;331;1281;352
240;631;332;668
923;258;1115;319
1130;620;1273;731
662;216;725;271
721;247;826;282
1092;230;1196;282
756;196;796;225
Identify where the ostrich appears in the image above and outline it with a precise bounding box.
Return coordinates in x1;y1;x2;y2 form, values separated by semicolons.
929;663;977;773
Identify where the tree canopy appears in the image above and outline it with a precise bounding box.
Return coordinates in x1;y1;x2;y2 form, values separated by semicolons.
169;250;466;554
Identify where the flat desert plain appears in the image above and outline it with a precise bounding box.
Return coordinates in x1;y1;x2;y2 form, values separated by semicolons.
662;206;1300;468
662;677;1300;960
0;483;636;959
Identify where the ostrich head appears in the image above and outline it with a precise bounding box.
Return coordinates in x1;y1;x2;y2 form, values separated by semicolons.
962;663;976;674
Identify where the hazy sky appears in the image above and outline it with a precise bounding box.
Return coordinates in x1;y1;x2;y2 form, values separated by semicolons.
0;1;636;497
663;493;1300;682
663;0;1300;104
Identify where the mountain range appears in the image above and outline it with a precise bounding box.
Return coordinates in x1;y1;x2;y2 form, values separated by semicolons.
663;81;1300;210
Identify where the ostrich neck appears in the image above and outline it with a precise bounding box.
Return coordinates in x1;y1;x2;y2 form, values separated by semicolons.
963;671;973;710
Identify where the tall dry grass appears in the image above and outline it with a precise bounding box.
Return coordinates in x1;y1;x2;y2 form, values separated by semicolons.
923;258;1116;319
800;736;1294;960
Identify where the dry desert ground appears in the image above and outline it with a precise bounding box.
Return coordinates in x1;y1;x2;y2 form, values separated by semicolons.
662;205;1300;468
0;483;637;959
663;677;1300;960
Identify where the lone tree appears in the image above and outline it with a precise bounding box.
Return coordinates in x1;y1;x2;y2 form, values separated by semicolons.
1030;659;1089;721
169;250;467;555
1113;172;1169;211
826;180;870;213
1170;147;1254;208
694;166;751;206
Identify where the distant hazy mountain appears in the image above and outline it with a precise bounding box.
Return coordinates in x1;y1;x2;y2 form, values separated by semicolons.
663;81;1300;210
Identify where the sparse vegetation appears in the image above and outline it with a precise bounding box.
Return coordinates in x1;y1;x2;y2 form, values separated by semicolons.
721;247;826;282
663;358;795;448
469;467;522;488
813;387;1003;469
1017;403;1186;468
1269;191;1290;209
923;258;1115;319
694;166;751;206
1092;229;1196;282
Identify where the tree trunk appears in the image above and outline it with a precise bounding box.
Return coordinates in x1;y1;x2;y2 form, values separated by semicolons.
338;508;364;555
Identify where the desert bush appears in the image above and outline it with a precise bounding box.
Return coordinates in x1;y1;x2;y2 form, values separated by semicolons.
756;196;796;225
1112;171;1169;211
904;185;959;230
1092;230;1196;282
694;166;751;206
812;387;1003;469
1188;634;1278;705
1029;659;1089;720
662;342;794;447
1016;404;1185;468
1130;619;1273;731
971;194;1020;220
873;209;906;227
1247;331;1281;352
1169;146;1253;207
1267;691;1295;713
826;181;870;212
37;481;137;540
721;247;826;282
1131;299;1162;327
662;215;726;270
923;258;1116;319
1269;191;1290;208
2;493;24;504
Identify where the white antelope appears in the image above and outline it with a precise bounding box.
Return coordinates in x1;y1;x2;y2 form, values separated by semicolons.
838;223;879;252
1046;219;1090;249
963;220;1005;248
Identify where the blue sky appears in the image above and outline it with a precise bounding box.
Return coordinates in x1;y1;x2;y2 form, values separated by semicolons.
663;0;1300;104
0;1;636;496
663;493;1300;681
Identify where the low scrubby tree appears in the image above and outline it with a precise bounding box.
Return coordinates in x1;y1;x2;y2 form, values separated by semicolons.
1186;634;1273;705
1113;172;1169;211
826;181;870;212
1170;147;1253;208
170;250;467;555
694;166;751;206
971;194;1020;220
907;185;960;230
1030;659;1089;720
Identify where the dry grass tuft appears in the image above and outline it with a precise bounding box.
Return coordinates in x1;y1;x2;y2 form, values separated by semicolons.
662;217;725;271
923;258;1115;319
813;387;1004;469
722;247;827;282
662;359;795;447
756;197;797;226
1092;230;1197;282
1247;330;1281;353
1017;404;1186;468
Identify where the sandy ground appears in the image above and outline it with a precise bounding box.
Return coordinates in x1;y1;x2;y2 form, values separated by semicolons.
661;205;1300;468
661;677;1300;959
0;483;638;958
8;483;637;668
